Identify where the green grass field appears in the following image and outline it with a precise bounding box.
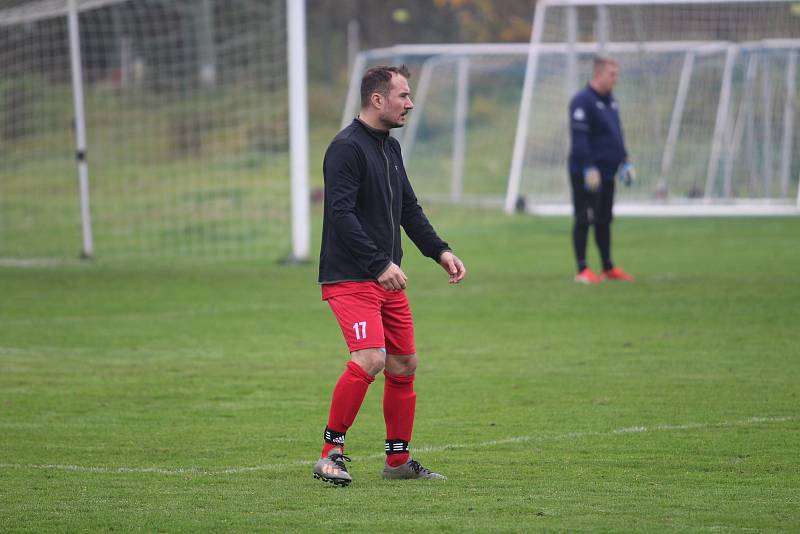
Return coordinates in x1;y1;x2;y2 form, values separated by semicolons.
1;209;799;532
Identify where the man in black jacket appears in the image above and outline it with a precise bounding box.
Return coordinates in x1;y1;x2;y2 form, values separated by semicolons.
313;65;466;486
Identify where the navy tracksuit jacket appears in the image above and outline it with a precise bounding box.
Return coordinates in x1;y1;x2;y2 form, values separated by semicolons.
568;84;628;180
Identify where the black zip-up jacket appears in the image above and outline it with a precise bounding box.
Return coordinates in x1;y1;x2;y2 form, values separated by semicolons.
318;118;450;284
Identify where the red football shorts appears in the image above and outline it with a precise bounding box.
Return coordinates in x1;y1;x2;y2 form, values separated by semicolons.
322;281;415;355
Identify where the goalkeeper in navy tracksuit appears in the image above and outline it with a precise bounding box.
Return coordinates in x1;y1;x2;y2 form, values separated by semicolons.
568;56;635;284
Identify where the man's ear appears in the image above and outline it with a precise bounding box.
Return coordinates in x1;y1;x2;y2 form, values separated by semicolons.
370;92;383;110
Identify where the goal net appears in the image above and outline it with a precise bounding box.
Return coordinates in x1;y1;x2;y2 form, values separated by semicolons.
506;0;800;215
0;0;293;261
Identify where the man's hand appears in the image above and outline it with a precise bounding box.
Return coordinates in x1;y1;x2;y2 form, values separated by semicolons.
584;167;601;192
378;262;407;290
439;251;466;284
617;162;636;187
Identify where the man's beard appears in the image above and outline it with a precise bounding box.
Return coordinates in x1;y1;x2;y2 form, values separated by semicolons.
384;112;409;130
390;120;405;129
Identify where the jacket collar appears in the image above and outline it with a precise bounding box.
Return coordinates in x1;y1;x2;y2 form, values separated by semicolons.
587;83;613;103
354;117;390;140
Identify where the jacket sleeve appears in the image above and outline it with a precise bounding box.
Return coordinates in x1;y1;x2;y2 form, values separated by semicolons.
398;163;450;261
324;140;392;277
569;97;595;171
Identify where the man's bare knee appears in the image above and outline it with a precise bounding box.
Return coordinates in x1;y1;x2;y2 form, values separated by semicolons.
350;348;387;376
385;353;417;376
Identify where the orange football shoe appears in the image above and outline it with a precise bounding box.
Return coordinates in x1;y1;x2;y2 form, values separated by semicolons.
602;266;635;282
574;268;601;284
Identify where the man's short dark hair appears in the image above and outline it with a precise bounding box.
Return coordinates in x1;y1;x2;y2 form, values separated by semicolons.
360;65;411;108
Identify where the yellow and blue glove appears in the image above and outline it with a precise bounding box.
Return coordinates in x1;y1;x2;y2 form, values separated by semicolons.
583;167;601;192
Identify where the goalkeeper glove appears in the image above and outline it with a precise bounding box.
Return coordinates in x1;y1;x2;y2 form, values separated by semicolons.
583;167;601;192
617;162;636;187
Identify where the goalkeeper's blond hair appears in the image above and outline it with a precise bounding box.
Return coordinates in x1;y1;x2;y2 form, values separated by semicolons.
592;56;619;75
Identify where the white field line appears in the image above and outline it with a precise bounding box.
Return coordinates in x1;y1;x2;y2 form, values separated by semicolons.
0;258;77;268
0;302;302;328
0;415;793;477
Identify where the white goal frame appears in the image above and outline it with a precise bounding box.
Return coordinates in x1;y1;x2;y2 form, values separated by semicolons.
1;0;310;261
343;36;800;216
506;0;800;216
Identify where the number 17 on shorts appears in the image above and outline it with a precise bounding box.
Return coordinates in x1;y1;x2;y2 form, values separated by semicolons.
352;321;367;341
326;294;385;352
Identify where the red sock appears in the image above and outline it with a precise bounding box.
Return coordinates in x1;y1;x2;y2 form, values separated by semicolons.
321;360;374;458
383;371;416;467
